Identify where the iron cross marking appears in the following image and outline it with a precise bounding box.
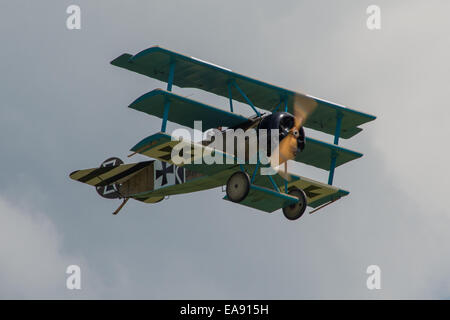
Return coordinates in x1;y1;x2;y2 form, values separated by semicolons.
175;167;184;184
155;162;174;186
303;185;321;198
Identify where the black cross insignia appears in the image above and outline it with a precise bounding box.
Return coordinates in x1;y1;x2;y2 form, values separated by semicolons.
303;185;321;198
155;162;174;186
175;167;185;184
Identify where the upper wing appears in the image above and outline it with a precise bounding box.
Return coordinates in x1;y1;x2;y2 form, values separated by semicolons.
129;89;249;130
111;46;376;139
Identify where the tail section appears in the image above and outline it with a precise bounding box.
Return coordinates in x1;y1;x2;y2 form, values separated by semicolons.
69;157;153;199
95;157;123;199
70;157;196;215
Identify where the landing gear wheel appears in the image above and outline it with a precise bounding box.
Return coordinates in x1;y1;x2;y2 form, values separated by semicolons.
282;188;307;220
226;171;250;203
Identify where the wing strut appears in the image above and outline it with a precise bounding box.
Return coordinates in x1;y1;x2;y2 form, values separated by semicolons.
161;60;176;132
328;111;344;185
227;82;234;112
230;80;261;117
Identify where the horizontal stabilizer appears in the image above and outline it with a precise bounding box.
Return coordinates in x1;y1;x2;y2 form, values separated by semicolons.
70;161;152;187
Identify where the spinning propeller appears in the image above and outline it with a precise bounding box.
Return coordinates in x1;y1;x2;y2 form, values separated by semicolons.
271;94;317;180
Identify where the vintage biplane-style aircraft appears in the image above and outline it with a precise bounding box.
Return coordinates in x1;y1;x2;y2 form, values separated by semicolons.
70;46;375;220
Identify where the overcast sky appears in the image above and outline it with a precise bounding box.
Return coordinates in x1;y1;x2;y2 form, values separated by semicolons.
0;0;449;299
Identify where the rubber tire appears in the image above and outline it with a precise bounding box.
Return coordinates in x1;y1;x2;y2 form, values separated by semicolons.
282;188;307;220
226;171;250;203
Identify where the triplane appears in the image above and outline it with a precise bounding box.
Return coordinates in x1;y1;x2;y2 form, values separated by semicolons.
70;46;376;220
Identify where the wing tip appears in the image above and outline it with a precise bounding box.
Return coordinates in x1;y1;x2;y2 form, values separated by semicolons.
69;170;80;180
110;53;133;66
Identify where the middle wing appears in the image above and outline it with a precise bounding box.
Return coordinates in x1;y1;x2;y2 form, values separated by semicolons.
129;88;249;130
128;87;362;172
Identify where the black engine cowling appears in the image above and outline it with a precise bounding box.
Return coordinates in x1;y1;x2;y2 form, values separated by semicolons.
257;112;305;156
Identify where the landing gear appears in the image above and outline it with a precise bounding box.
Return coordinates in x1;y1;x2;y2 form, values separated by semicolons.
226;171;250;203
282;188;307;220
